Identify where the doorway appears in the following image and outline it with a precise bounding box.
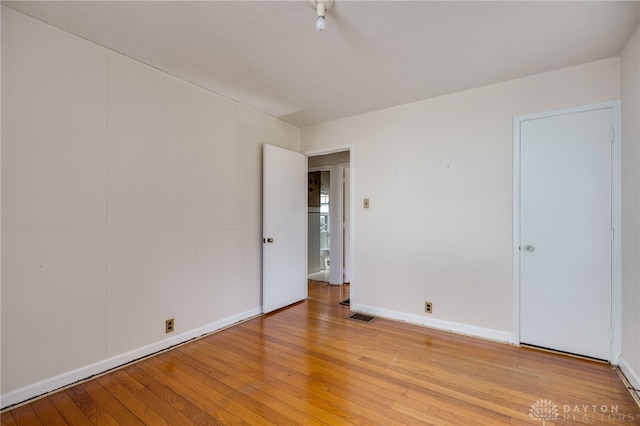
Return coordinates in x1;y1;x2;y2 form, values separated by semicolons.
513;102;621;362
307;168;331;282
307;150;351;285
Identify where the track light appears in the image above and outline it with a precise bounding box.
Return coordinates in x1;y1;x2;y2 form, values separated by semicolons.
309;0;333;31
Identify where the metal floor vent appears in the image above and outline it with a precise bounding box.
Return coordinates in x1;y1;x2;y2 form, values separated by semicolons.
348;313;376;323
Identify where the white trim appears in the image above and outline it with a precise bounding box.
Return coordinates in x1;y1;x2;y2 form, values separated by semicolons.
305;156;309;299
337;162;351;284
611;101;622;364
0;307;262;410
348;147;355;302
304;144;353;158
618;356;640;390
351;303;515;344
512;101;622;363
512;117;522;344
329;164;340;285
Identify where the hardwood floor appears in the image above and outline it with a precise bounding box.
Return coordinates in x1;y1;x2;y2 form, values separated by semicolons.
2;281;639;425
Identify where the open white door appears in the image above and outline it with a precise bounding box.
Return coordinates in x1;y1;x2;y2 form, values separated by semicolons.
263;144;307;313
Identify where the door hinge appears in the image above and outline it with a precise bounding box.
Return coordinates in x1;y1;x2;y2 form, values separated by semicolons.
610;228;615;242
610;127;615;143
610;328;614;343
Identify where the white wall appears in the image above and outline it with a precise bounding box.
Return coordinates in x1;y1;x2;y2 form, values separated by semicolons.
302;58;620;341
1;7;300;407
620;22;640;389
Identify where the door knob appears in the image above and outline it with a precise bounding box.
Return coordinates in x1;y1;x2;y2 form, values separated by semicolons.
524;245;535;252
266;238;274;243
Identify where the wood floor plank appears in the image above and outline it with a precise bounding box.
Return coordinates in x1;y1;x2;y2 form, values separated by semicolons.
78;379;145;425
108;368;200;425
2;281;639;425
0;413;17;426
190;330;397;424
47;389;93;426
64;384;120;426
125;364;223;425
5;404;42;426
174;348;344;425
137;352;274;425
177;343;362;425
30;397;68;426
95;374;169;426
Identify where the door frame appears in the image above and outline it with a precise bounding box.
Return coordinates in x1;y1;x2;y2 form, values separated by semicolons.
512;101;621;363
305;145;355;289
338;163;351;284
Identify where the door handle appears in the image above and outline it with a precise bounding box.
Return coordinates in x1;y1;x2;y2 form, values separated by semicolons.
263;237;274;243
523;245;535;253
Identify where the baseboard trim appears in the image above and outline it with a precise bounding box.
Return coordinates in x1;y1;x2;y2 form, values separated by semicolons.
350;303;515;344
619;356;640;390
0;307;262;410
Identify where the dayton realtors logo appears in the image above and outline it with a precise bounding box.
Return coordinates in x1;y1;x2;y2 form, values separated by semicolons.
562;403;636;423
529;399;559;425
529;399;638;423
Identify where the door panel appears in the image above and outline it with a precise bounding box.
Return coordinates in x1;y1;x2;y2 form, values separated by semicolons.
262;144;307;313
519;107;612;360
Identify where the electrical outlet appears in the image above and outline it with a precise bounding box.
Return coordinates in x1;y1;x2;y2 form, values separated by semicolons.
165;318;175;333
424;302;433;314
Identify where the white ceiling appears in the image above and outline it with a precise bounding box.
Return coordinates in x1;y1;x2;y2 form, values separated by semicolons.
4;1;639;127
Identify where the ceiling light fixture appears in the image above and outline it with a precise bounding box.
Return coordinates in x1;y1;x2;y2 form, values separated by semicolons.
309;0;333;31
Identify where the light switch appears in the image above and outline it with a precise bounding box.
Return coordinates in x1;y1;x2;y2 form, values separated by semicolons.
363;198;370;208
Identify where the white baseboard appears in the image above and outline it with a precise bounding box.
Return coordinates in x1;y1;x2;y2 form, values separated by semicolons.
618;355;640;391
0;307;262;410
351;303;515;344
